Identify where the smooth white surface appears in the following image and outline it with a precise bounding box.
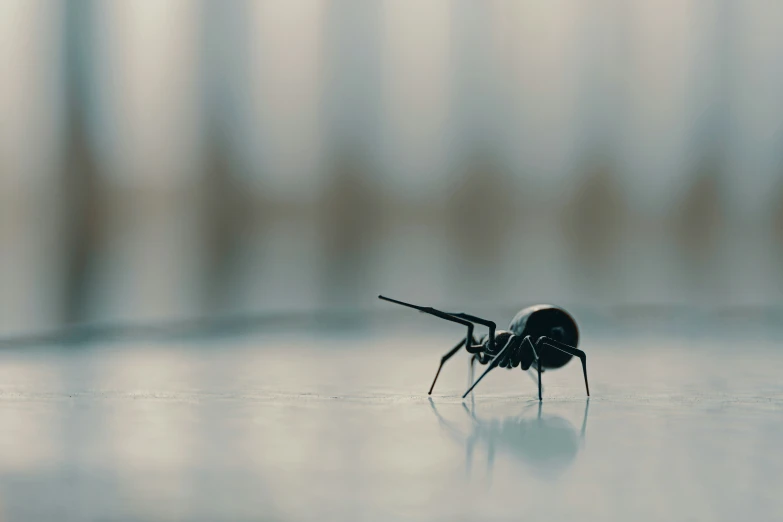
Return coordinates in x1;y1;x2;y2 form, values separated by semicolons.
0;327;781;521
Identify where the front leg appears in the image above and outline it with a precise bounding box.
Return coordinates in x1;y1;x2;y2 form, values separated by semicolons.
429;337;474;395
461;336;519;398
444;312;497;355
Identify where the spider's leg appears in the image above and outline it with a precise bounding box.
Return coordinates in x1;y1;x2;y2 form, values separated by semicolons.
428;337;473;395
379;295;480;394
538;356;542;401
520;336;543;400
379;295;478;348
462;354;500;399
377;295;497;352
461;336;518;398
444;312;497;355
379;295;500;394
536;336;590;397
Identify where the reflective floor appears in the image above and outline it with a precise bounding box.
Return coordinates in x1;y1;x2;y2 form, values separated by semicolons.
0;321;781;521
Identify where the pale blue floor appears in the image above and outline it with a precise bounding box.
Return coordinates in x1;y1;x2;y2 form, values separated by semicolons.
0;322;781;521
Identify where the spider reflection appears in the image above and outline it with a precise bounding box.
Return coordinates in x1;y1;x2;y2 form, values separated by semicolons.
429;398;589;481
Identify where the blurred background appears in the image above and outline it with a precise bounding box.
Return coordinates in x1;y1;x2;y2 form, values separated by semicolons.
3;0;783;337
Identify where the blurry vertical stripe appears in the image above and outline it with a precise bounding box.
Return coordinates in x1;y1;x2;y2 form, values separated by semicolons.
212;1;327;312
3;0;783;329
248;0;326;201
560;0;628;301
198;1;255;311
502;1;583;193
573;0;625;170
324;0;382;153
729;1;783;217
713;1;783;303
621;0;705;215
319;1;385;307
0;0;64;334
84;0;205;322
381;0;453;197
94;0;203;186
0;0;63;186
450;0;508;156
444;1;520;300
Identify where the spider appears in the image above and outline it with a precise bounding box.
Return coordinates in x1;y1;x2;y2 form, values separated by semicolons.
379;295;589;400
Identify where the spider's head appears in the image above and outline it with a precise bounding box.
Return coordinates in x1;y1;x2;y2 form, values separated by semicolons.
477;330;513;352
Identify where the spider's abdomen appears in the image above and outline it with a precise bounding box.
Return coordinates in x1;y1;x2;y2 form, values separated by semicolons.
508;305;579;369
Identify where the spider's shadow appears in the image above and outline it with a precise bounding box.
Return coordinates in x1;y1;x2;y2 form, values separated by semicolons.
429;397;589;481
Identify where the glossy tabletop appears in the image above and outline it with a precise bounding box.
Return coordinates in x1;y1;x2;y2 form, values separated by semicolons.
0;315;781;521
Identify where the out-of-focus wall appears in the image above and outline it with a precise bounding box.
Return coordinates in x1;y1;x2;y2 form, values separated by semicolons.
2;0;783;335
